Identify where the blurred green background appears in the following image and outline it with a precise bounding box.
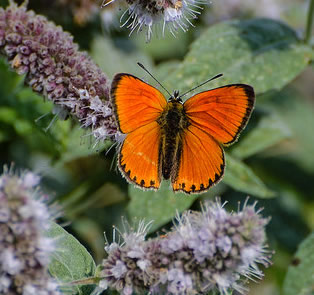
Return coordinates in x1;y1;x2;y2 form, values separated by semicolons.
0;0;313;294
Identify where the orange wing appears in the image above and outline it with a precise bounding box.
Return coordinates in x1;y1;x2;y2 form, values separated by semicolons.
172;124;224;193
111;73;167;134
184;85;255;146
118;121;161;189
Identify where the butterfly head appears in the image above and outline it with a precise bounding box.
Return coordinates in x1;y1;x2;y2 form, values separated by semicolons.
169;90;182;103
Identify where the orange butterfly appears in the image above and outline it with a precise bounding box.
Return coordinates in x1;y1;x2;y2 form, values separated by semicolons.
111;65;255;194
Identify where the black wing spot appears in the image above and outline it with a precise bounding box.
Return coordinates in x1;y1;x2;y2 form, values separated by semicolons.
127;170;131;177
133;176;137;182
150;180;155;186
181;183;186;189
209;178;213;186
121;164;126;170
140;179;145;186
214;173;220;182
200;183;204;190
191;184;196;192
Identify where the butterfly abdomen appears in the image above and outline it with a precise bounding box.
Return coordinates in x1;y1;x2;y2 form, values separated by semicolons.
158;101;190;180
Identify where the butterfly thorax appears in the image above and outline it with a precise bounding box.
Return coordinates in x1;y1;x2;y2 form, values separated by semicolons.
157;100;190;180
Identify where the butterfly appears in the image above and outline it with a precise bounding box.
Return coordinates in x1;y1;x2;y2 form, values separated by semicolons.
110;65;255;194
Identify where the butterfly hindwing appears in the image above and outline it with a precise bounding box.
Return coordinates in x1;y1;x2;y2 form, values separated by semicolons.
172;124;225;194
111;73;167;134
118;121;162;190
184;85;255;146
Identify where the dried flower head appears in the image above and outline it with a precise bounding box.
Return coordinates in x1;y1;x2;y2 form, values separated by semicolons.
99;198;271;295
57;0;99;26
0;1;117;143
0;166;60;295
102;0;209;41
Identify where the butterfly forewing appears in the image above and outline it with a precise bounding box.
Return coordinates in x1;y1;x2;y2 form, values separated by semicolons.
119;121;162;189
111;74;167;189
111;73;167;133
172;124;225;194
184;85;255;146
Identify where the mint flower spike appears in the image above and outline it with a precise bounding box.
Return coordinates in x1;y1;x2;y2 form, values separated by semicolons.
99;198;272;295
103;0;210;41
100;218;156;295
0;1;117;143
0;166;61;295
167;198;271;295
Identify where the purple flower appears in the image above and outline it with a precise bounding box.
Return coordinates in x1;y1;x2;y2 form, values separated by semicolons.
0;2;117;142
0;166;61;295
102;0;210;41
99;198;271;295
100;220;158;294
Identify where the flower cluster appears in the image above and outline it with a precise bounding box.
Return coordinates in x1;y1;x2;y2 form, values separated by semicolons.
100;220;159;295
99;199;271;295
0;167;60;295
103;0;209;41
0;1;117;143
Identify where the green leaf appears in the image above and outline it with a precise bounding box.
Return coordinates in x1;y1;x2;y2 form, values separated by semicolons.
231;114;291;159
259;86;314;174
0;107;18;123
0;57;25;96
223;154;274;198
133;29;190;61
155;60;180;82
0;129;8;142
127;182;198;232
46;222;96;295
163;18;313;97
56;125;109;164
90;36;153;79
283;231;314;295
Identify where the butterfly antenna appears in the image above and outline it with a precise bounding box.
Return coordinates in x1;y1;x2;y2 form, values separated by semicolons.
178;73;223;99
101;0;116;7
137;62;172;97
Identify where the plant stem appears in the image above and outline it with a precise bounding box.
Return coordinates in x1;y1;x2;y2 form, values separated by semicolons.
305;0;314;43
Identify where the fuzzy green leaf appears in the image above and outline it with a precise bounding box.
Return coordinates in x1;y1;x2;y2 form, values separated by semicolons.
163;18;313;97
223;155;274;198
127;182;199;232
259;86;314;174
134;29;190;61
46;222;96;295
91;36;153;79
283;231;314;295
231;114;291;159
155;60;181;82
